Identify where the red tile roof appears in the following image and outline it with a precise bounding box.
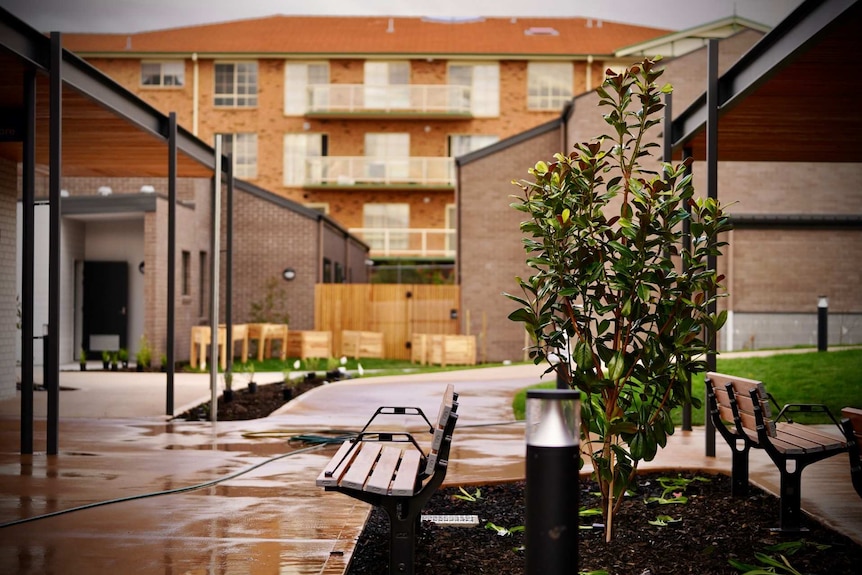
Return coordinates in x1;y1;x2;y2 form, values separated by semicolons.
62;15;670;57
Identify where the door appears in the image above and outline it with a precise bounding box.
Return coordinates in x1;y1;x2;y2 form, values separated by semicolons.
83;261;128;354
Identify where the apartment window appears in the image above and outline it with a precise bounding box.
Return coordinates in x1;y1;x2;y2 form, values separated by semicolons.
527;62;573;110
284;133;327;186
198;251;207;317
448;134;500;157
445;203;457;253
364;203;409;251
141;61;184;87
285;62;329;115
448;63;499;117
181;251;191;296
218;133;258;178
365;133;409;180
364;61;410;109
214;62;258;107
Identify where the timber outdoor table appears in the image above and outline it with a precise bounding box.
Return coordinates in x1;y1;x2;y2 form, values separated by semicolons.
247;323;288;361
189;324;249;370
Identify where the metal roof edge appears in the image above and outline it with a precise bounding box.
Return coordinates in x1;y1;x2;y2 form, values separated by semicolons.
670;0;859;152
455;116;562;167
615;15;770;57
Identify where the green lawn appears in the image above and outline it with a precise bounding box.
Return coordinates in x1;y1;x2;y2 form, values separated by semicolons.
513;348;862;425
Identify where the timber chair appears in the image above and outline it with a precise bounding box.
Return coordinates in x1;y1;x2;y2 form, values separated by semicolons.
706;372;848;532
316;384;458;575
840;407;862;499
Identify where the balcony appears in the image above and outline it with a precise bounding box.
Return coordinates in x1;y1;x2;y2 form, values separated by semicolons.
304;84;473;119
304;157;455;188
349;227;456;259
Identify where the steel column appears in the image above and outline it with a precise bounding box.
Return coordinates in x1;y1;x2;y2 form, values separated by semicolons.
705;39;719;457
166;112;177;415
20;68;36;454
225;154;233;376
47;32;62;455
209;136;222;422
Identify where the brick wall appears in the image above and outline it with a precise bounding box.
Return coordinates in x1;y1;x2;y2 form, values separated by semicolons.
0;158;17;399
459;124;562;363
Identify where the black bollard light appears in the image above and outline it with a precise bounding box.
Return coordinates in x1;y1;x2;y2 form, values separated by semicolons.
817;295;828;352
525;388;580;575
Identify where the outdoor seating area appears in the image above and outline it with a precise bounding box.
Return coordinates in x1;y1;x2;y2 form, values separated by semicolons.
317;384;458;575
706;372;850;531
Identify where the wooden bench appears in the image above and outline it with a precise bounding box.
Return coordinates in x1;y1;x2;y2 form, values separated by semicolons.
706;372;848;532
841;407;862;498
316;384;458;575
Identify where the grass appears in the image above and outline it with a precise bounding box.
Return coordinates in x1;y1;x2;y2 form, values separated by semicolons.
512;348;862;425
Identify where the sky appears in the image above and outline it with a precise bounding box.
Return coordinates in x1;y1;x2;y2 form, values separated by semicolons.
0;0;804;33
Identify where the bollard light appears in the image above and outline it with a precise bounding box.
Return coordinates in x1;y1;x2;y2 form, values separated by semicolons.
817;295;828;352
526;388;580;575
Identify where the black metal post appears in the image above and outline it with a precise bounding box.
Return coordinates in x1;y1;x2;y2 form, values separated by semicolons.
47;32;63;456
21;68;36;455
704;39;719;458
225;154;233;376
817;296;828;352
166;112;177;415
526;389;579;575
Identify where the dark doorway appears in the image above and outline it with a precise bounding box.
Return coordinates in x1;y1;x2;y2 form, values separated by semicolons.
83;261;128;354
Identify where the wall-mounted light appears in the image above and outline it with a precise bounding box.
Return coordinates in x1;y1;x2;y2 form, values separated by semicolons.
140;184;155;193
282;268;296;281
97;186;112;196
138;261;145;275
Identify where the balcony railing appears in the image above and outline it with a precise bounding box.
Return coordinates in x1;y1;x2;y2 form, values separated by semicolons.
349;227;456;259
305;84;472;116
304;157;455;187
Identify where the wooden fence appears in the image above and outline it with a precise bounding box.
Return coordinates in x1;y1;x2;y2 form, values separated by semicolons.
315;284;461;360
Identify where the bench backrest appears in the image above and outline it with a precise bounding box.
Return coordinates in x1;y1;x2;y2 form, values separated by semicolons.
842;407;862;442
423;383;458;477
706;372;777;437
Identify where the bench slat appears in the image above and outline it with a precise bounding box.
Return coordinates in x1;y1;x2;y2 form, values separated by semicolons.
341;442;383;491
777;423;847;451
365;446;404;495
316;440;357;487
842;407;862;441
391;449;422;496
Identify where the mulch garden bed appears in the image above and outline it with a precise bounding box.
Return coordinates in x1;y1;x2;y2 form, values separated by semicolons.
348;471;862;575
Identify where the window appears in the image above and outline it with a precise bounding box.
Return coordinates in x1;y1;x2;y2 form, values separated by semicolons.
448;63;499;117
364;61;410;109
214;62;258;107
198;251;207;317
218;133;258;178
364;203;409;251
181;251;191;296
285;62;329;115
284;133;327;186
445;203;457;253
527;62;573;110
141;61;184;87
448;135;500;157
365;133;410;180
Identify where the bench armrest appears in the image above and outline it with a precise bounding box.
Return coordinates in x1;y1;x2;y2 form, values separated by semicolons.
775;402;842;430
357;406;434;435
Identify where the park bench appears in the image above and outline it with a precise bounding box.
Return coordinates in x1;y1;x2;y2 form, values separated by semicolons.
706;372;848;532
840;407;862;499
316;384;458;575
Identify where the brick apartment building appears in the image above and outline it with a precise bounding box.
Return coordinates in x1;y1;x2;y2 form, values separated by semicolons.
458;1;862;361
60;15;764;279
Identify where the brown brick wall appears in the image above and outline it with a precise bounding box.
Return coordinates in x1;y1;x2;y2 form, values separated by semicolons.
459;125;562;362
0;158;17;399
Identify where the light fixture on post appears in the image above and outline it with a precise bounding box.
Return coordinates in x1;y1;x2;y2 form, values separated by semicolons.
525;388;580;575
818;295;829;352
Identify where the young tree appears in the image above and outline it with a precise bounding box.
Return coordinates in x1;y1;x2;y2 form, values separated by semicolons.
507;58;731;541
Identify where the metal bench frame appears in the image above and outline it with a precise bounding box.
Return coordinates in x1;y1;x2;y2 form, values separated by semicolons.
841;407;862;498
317;386;458;575
706;372;848;532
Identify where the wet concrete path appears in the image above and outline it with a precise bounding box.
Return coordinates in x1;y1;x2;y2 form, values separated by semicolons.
1;364;860;574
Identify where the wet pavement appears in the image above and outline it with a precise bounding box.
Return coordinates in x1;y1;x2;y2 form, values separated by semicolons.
1;363;860;574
